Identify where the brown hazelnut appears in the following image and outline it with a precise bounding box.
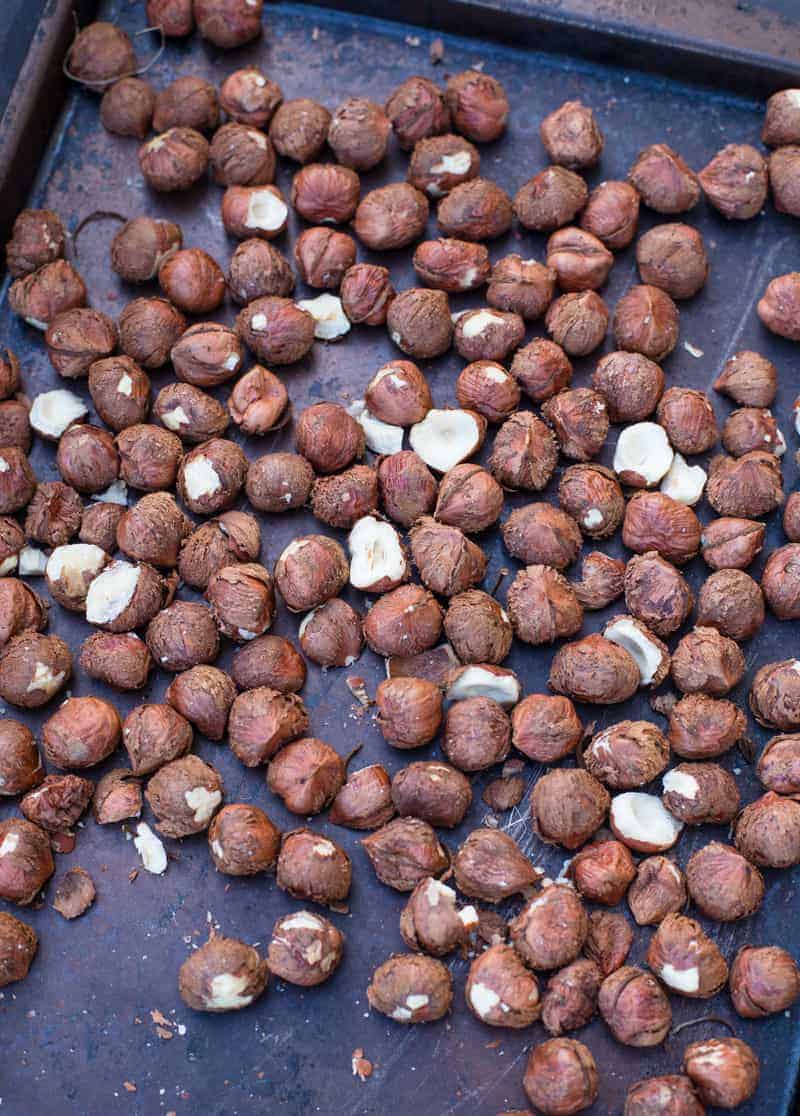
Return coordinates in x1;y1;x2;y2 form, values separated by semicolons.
291;163;359;225
505;565;583;646
667;693;744;760
326;95;391;172
541;959;602;1036
670;626;744;695
246;452;314;513
273;535;348;613
297;598;363;668
0;447;35;514
227;240;294;307
386;288;453;359
79;501;125;557
549;632;640;704
153;75;217;134
64;21;136;88
367;953;452;1024
407;133;480;198
44;542;107;612
584;910;633;976
511;883;588;971
723;405;784;457
85;559;173;633
637;223;709;299
177;438;248;515
455;361;520;423
365;361;432;426
592;350;664;422
8;259;86;330
546;290;609;356
696;567;763;639
531;769;610;849
178;935;267;1014
0;632;71;708
701;515;765;571
87;357;150;433
707;450;784;517
685;840;764;921
79;631;152;691
734;790;800;867
584;721;669;791
110;216;181;284
763;88;800;145
22;483;79;550
116;491;191;567
268;909;343;987
52;868;96;921
622;491;701;565
647;913;727;999
437;178;512;241
453;308;524;363
524;1038;598;1115
758;271;800;339
177;511;260;590
514;165;588;231
758;733;800;794
501;503;582;569
445;70;508;143
330;764;394;830
231;635;305;695
572;551;625;610
0;350;21;400
664;764;739;827
146;600;219;672
363;583;443;656
580;179;640;250
599;965;671;1046
0;818;54;905
221;184;289;241
623;551;693;638
375;678;442;750
309;467;377;530
442;696;510;771
511;693;582;763
139;127;209;192
208;803;280;876
294;401;363;473
540;100;603;169
769;145;800;217
362;817;449;892
453;828;539;902
413;238;489;293
0;720;42;797
467;943;541;1028
629;143;699;213
269;98;330;164
194;0;262;47
656;386;718;454
0;912;38;985
5;209;65;278
401;877;476;957
340;264;395;325
116;424;181;492
158;249;225;316
614;284;679;361
546;226;614;292
391;762;472;829
353;184;430;255
486;254;556;321
444;590;512;664
699;142;767;220
377;451;437;526
294;227;355;289
624;1076;705;1116
714;350;777;410
627;855;686;926
55;424;118;496
0;579;46;646
409;517;486;595
146;754;223;837
227;365;288;434
118;297;186;369
43;307;116;380
41;694;120;772
730;945;800;1018
570;840;636;905
509;343;571;411
20;774;93;833
228;687;309;767
683;1038;759;1109
209;122;276;187
219;67;281;128
0;397;30;452
267;738;345;815
433;463;503;534
165;665;235;741
558;463;623;539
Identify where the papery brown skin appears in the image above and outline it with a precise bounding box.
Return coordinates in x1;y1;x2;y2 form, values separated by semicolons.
514;165;588;232
584;721;670;791
56;425;119;496
367;953;453;1024
295;402;364;474
330;764;395;830
0;580;47;647
41;696;121;771
407;133;480;198
8;260;87;330
122;703;193;777
663;763;740;827
622;491;702;565
0;632;73;710
511;693;582;764
442;696;510;771
145;600;220;672
584;910;633;976
236;297;315;365
26;481;79;549
730;945;800;1018
295;227;356;288
178;512;261;590
573;551;625;610
363;583;443;657
210;123;276;187
511;336;573;403
79;502;125;554
670;626;745;696
569;840;636;904
541;958;602;1037
682;1038;759;1109
267;909;343;987
636;222;708;299
592;350;664;423
549;633;640;705
598;965;672;1047
299;597;364;667
769;146;800;218
88;357;151;432
246;452;314;514
118;297;186;370
452;828;539;903
291;162;360;223
387;288;454;360
700;143;768;220
546;226;614;292
194;0;264;48
277;828;351;906
523;1037;599;1116
165;665;236;741
750;660;800;731
763;89;800;146
146;0;194;37
138;127;209;193
685;841;764;921
647;913;728;998
530;768;610;850
445;70;508;143
146;754;223;839
414;238;490;293
668;693;746;759
361;817;449;892
541;387;609;461
20;774;93;833
5;209;65;278
540;100;603;169
545;290;609;357
366;361;431;426
510;884;589;971
434;463;503;534
734;792;800;868
624;551;693;638
205;562;275;643
581;180;640;250
558;463;624;539
465;943;541;1028
502;503;582;569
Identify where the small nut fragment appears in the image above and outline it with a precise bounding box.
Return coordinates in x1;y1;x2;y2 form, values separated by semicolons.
178;936;267;1014
466;943;541;1028
53;866;95;920
628;855;686;926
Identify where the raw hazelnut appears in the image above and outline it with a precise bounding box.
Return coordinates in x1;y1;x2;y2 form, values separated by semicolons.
547;226;614;292
758;733;800;793
433;463;503;534
165;665;235;741
5;209;64;278
701;515;765;571
294;227;355;289
177;438;248;515
139;127;209;192
487;256;556;323
86;559;174;632
55;424;118;496
363;583;443;656
246;452;314;513
623;551;693;639
455;361;519;423
511;694;582;763
531;769;610;849
580;179;640;249
467;943;541;1028
80;631;153;691
505;565;583;646
549;633;640;704
20;774;93;833
221;184;289;241
611;790;684;853
8;259;86;330
637;223;708;299
734;790;800;867
409;518;486;596
298;598;363;667
80;500;127;556
0;912;37;986
569;840;636;904
599;965;671;1046
584;721;669;790
647;913;727;998
228;688;309;767
627;855;686;926
268;909;343;986
210;122;276;186
546;290;609;356
87;357;150;432
444;590;511;664
763;88;800;145
391;762;472;828
122;704;192;777
294;401;363;473
291;164;358;226
340;264;395;325
614;284;679;361
274;535;348;613
707;450;784;517
0;720;42;796
231;634;306;693
111;216;181;284
115;424;181;492
0;632;71;708
146;0;193;36
670;626;745;695
685;841;764;920
592;350;664;422
227;239;294;306
267;738;345;815
208;803;280;875
51;866;94;919
723;405;784;457
629;143;699;212
116;492;191;568
401;877;476;956
377;451;437;526
407;133;480;198
43;307;116;380
413;238;489;293
0;580;46;647
502;503;582;569
622;491;701;565
668;693;744;760
699;142;767;220
23;482;81;549
714;351;777;411
178;511;260;589
228;366;288;434
558;463;623;538
194;0;262;47
0;350;21;400
309;467;378;531
367;953;452;1024
44;542;107;612
697;567;764;639
178;935;267;1014
730;945;800;1018
158;249;225;315
442;696;510;771
376;678;442;749
523;1038;598;1115
153;75;218;134
0;447;35;514
269;98;330;163
64;21;136;88
386;288;453;359
541;100;603;169
541;959;602;1036
437;178;512;240
219;67;281;128
354;185;430;255
572;551;625;610
119;297;186;369
146;754;223;838
584;910;633;976
514;165;588;231
146;600;219;671
330;764;394;830
758;271;800;339
362;817;449;892
655;386;718;455
445;70;508;143
0;818;54;905
683;1038;759;1109
0;397;30;452
365;361;431;426
454;308;524;363
453;827;539;902
769;145;800;217
624;1076;706;1116
328;97;390;170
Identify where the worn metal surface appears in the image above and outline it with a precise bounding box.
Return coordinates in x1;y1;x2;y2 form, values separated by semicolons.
1;2;800;1114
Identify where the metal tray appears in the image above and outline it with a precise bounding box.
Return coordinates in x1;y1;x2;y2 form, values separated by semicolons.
1;2;800;1113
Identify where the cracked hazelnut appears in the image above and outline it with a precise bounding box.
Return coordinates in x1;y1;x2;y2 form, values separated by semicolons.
584;910;633;976
547;226;614;292
622;491;701;564
546;290;609;356
298;598;363;667
668;693;745;759
227;365;288;435
268;909;343;986
228;688;309;767
376;678;442;750
407;132;479;198
116;491;191;568
511;694;582;763
363;583;443;656
0;912;37;985
514;165;588;231
549;633;640;704
683;1038;759;1109
701;515;764;571
194;0;262;47
8;259;86;331
467;943;541;1028
330;764;394;830
0;720;42;796
80;631;152;691
442;696;510;771
274;535;348;613
506;565;583;646
85;559;173;632
119;297;185;369
401;877;476;957
647;913;727;999
734;791;800;867
368;953;452;1024
437;178;512;241
445;70;508;143
623;551;693;638
685;840;763;921
541;959;601;1036
580;179;639;249
178;934;267;1014
392;762;472;828
570;840;636;904
637;223;708;299
585;721;669;791
231;634;305;693
671;626;744;695
362;817;448;892
327;97;390;171
457;358;522;425
139;127;208;192
111;216;181;283
208;803;280;875
453;828;539;902
267;737;344;815
221;184;289;241
489;411;559;492
0;818;54;905
377;451;437;526
165;665;236;740
21;774;92;833
573;551;625;610
246;452;313;513
294;227;355;290
599;965;671;1046
413;238;490;292
0;632;71;709
22;483;77;549
269;99;330;163
444;590;512;664
531;769;610;849
219;66;281;127
146;754;222;838
44;542;107;612
178;511;260;589
409;517;486;596
592;350;664;422
145;600;219;671
5;209;64;278
664;763;739;826
502;503;582;569
730;945;800;1018
614;284;679;361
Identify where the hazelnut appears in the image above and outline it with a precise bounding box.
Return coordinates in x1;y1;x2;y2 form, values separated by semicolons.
23;483;78;550
116;424;181;492
763;88;800;145
194;0;262;47
363;583;443;656
723;405;784;457
531;769;610;849
572;551;625;610
769;145;800;217
377;451;438;526
409;517;487;596
0;818;54;905
268;910;343;987
80;631;153;691
227;365;288;435
407;133;480;198
297;599;362;669
584;910;633;976
81;500;128;557
0;632;71;709
362;817;449;892
667;693;744;760
42;307;116;380
221;184;289;241
502;503;582;569
487;255;556;322
523;1038;599;1116
45;542;107;612
119;297;186;369
56;424;118;496
228;688;309;767
294;227;355;290
0;515;25;573
330;764;395;830
64;21;136;88
514;165;588;231
442;696;510;772
541;958;602;1036
697;567;764;639
0;447;35;514
5;209;64;278
116;492;191;568
87;357;150;433
413;238;490;293
327;97;391;171
386;288;453;359
433;463;503;534
408;408;486;474
466;943;541;1028
490;415;557;497
146;754;223;838
367;953;452;1024
231;634;306;693
550;633;640;704
437;178;512;241
611;790;685;853
0;580;46;647
122;703;192;777
683;1038;759;1109
246;452;314;513
165;665;235;741
603;611;670;687
110;216;181;284
624;1076;705;1116
546;226;614;292
614;284;679;361
227;239;294;306
655;387;718;455
558;463;624;538
701;515;765;572
580;179;640;249
445;70;508;143
158;249;225;315
627;855;686;926
685;841;764;921
401;877;476;957
146;600;219;672
637;223;708;299
267;738;345;815
56;866;98;920
546;290;609;356
20;774;93;833
505;565;583;646
0;350;21;399
623;551;692;639
8;259;86;330
139;127;209;192
376;678;442;749
274;535;348;613
219;67;281;128
0;912;37;986
758;271;800;339
153;75;217;134
511;694;582;763
443;590;511;664
294;401;363;473
269;99;331;164
734;790;800;867
455;361;519;424
541;100;603;169
730;945;800;1018
354;183;430;254
209;122;276;186
178;511;260;589
584;721;669;791
178;935;267;1014
453;827;540;902
758;733;800;794
291;162;359;224
208;803;280;876
599;965;671;1046
365;361;431;427
177;438;248;515
509;339;571;405
622;491;701;565
699;142;768;220
707;450;783;517
391;762;472;828
569;839;636;905
629;142;699;212
309;467;378;531
647;913;727;998
0;397;30;452
454;308;525;363
670;626;745;695
0;720;42;796
340;264;395;325
592;350;664;423
714;351;777;411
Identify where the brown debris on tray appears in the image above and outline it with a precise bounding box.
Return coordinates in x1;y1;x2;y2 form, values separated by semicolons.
53;866;95;919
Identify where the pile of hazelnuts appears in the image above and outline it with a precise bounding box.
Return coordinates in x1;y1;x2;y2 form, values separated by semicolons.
2;0;800;1110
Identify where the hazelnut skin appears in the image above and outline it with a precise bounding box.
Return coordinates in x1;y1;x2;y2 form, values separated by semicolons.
8;259;86;330
267;910;343;986
246;452;314;513
730;945;800;1018
0;720;43;796
734;791;800;867
530;769;610;849
622;491;702;565
592;350;664;422
122;703;193;776
146;754;223;838
452;828;539;903
511;693;582;763
445;70;508;143
572;551;625;610
298;597;363;667
330;764;395;830
138;127;209;192
580;179;640;250
584;910;633;976
0;818;54;905
437;178;512;241
540;100;603;169
456;361;520;423
361;817;449;892
178;935;267;1014
409;518;486;596
549;633;640;705
614;284;679;361
0;912;38;986
391;762;472;829
466;943;541;1028
44;306;117;379
668;693;745;760
763;89;800;145
628;143;699;213
546;226;614;292
0;632;72;709
376;678;442;750
295;401;364;474
79;631;153;691
413;237;490;293
761;543;800;620
546;290;609;356
226;239;294;307
510;337;573;403
56;424;119;495
442;696;510;772
118;297;186;369
310;466;378;530
269;99;331;164
208;803;280;876
340;263;395;325
294;227;356;289
367;953;452;1024
514;165;588;231
697;567;764;638
228;688;309;767
20;774;93;833
110;216;182;284
502;503;582;569
569;840;636;905
377;451;438;527
506;565;583;646
682;1038;759;1110
624;551;693;638
267;737;345;815
599;966;671;1046
523;1038;599;1115
88;357;151;432
444;589;512;664
193;0;263;48
386;288;453;360
685;841;764;921
231;634;306;694
354;183;429;252
636;223;709;299
627;855;686;926
219;67;281;128
700;143;768;220
165;665;236;741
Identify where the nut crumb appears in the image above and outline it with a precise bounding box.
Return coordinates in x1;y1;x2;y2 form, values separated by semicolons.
429;38;444;64
123;1081;136;1093
346;676;372;707
351;1048;373;1081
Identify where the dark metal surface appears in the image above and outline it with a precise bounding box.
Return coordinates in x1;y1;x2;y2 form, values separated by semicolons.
1;3;800;1114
